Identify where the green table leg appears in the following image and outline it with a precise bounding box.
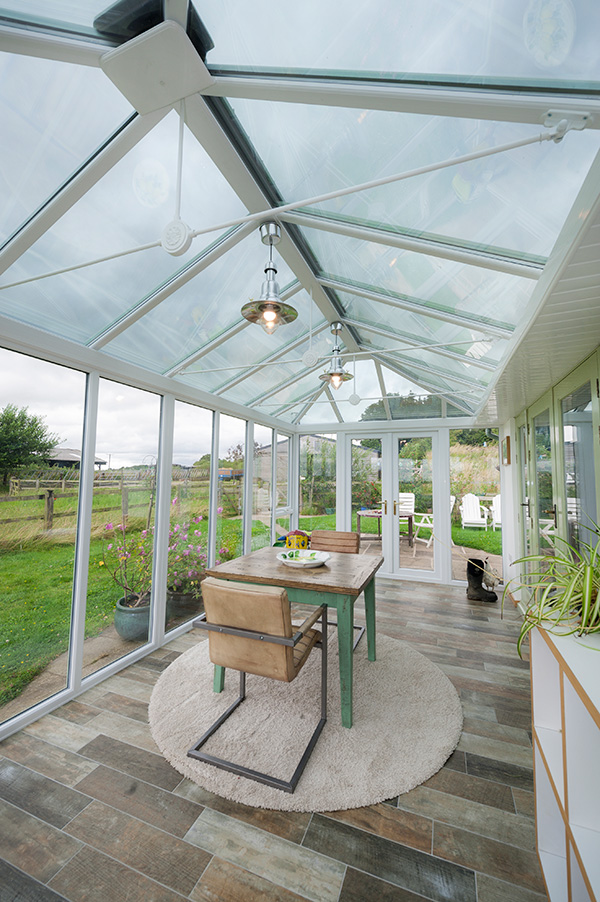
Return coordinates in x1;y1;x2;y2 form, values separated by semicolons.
364;576;377;662
213;664;225;693
336;595;354;728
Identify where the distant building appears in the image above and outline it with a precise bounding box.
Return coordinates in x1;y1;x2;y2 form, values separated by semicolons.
45;448;106;470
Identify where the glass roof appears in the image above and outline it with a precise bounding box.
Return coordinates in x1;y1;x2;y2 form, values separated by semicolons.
1;1;600;426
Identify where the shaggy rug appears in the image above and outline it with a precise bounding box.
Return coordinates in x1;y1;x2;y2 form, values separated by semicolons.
149;633;463;812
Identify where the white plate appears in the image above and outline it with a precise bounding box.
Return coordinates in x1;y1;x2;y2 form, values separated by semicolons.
276;550;330;568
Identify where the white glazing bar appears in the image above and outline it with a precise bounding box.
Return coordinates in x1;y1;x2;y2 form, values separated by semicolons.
208;411;219;566
271;429;278;545
290;433;300;531
68;371;100;693
151;393;175;646
243;420;254;556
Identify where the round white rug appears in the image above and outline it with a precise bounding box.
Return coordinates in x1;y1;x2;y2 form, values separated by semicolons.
149;633;463;812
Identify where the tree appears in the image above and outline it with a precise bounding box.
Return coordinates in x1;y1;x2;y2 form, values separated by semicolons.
0;405;59;486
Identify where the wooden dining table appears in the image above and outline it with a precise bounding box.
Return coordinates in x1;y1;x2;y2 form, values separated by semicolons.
204;545;384;728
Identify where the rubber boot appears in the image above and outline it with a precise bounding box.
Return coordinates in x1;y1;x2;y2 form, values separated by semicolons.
466;558;497;602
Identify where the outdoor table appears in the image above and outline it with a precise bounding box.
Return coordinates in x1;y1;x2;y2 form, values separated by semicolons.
356;508;414;547
204;545;384;728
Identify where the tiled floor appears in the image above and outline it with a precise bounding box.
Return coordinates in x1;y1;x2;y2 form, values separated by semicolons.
0;579;547;902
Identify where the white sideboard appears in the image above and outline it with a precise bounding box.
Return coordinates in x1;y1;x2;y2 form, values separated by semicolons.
530;627;600;901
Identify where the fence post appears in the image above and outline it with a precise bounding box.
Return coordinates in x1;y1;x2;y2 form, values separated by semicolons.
44;489;54;530
121;486;129;521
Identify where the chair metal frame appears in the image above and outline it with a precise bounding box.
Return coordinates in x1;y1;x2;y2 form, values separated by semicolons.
187;605;327;793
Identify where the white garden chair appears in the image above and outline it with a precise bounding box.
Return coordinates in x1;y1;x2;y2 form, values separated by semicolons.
460;493;488;530
491;494;502;530
398;492;415;515
414;495;456;549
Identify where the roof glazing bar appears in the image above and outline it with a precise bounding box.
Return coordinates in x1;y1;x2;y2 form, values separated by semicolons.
91;221;255;348
365;347;483;390
321;277;514;338
281;211;542;279
374;361;391;420
324;386;343;423
370;352;476;415
342;318;497;371
205;72;600;128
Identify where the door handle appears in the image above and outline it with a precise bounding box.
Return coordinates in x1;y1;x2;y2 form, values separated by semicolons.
383;500;387;514
543;505;557;525
393;500;397;515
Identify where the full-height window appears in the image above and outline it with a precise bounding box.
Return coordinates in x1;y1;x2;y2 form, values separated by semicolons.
86;379;160;670
0;350;85;724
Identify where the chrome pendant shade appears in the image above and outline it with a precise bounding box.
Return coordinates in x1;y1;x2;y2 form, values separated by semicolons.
319;322;353;390
241;222;298;334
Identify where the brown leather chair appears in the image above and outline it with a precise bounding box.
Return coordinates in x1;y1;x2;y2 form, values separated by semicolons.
187;577;327;793
310;529;360;554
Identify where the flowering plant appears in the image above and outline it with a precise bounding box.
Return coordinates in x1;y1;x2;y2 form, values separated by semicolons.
100;522;152;607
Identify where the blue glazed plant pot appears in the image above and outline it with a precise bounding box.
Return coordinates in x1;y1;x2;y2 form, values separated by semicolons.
114;595;150;641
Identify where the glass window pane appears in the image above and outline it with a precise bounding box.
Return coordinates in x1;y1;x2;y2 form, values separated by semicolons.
87;380;160;666
252;424;273;551
166;401;213;632
534;408;555;553
0;113;248;346
104;232;297;375
228;98;600;257
351;439;382;555
450;429;502;581
561;382;596;551
0;350;85;724
398;436;434;571
203;1;600;86
276;434;290;511
299;434;336;529
0;51;132;246
216;414;245;559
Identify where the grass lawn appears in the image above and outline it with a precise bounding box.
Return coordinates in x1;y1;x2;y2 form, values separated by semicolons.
0;512;501;709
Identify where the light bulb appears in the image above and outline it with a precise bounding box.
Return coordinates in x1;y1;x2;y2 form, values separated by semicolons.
262;307;277;323
261;318;279;334
330;372;343;390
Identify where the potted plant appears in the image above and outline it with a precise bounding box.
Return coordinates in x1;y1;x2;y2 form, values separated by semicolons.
101;522;153;641
504;524;600;657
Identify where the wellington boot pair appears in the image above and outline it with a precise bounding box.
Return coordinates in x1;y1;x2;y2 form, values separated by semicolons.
466;558;497;603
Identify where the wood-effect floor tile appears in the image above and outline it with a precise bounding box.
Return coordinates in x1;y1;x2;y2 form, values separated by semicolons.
48;845;187;902
0;859;68;902
86;690;149;722
185;807;346;902
86;710;158;753
78;734;182;790
190;857;307;902
24;714;99;753
433;821;545;894
396;785;536;850
338;867;431;901
322;802;433;853
0;797;82;883
476;873;548;901
64;799;211;896
303;813;477;902
175;778;311;844
0;759;91;828
0;732;98;787
74;764;203;837
465;752;534;792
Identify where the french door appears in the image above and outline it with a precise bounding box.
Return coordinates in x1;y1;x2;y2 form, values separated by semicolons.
348;431;446;579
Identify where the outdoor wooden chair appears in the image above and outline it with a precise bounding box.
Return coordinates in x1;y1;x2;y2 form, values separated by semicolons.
460;493;488;530
187;577;327;794
309;530;364;648
491;494;502;531
413;495;456;550
310;529;360;553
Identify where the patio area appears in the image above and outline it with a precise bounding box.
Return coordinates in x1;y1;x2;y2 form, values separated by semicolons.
0;577;544;902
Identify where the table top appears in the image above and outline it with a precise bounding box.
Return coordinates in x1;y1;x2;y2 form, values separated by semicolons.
206;545;384;596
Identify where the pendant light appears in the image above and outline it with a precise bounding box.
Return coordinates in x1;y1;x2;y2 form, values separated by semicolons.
319;322;353;390
241;222;298;334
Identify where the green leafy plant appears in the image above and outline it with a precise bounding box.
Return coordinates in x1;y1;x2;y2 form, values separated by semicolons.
504;526;600;657
100;522;152;606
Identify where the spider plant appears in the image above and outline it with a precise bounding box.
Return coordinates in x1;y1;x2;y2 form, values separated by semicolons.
503;524;600;657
